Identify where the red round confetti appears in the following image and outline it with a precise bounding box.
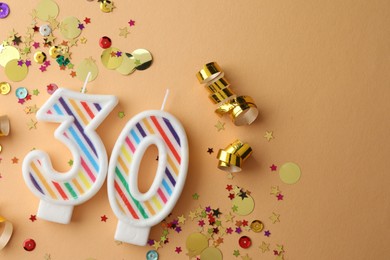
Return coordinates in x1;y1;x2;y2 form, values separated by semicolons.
99;36;112;49
23;238;36;251
238;236;251;249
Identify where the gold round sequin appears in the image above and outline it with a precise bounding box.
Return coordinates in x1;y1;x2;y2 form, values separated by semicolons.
100;0;114;13
0;46;20;67
76;58;99;82
5;59;28;82
35;0;59;21
232;195;255;216
250;220;264;233
186;233;208;258
60;16;82;39
279;162;301;184
132;49;153;70
49;46;61;58
33;51;47;64
116;53;137;75
0;82;11;95
101;47;123;70
199;247;223;260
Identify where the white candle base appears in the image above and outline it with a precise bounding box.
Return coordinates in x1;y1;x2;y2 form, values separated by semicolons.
114;220;150;246
37;200;73;224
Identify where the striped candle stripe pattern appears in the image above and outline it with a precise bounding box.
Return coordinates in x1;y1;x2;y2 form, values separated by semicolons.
113;115;183;220
23;89;117;204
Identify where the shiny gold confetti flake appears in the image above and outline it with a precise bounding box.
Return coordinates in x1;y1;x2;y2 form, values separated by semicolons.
264;131;274;141
269;212;280;224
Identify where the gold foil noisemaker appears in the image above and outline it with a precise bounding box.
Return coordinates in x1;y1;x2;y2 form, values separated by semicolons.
217;140;253;173
196;62;259;126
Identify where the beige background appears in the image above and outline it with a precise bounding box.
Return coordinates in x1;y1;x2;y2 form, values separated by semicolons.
1;0;390;259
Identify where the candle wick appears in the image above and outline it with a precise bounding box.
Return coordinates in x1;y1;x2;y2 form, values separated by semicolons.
81;72;92;94
160;89;170;111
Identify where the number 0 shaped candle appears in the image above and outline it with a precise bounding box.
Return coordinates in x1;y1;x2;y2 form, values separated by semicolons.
107;109;188;246
22;88;118;224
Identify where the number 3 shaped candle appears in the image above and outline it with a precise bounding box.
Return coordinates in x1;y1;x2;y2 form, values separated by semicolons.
22;88;118;224
107;94;188;246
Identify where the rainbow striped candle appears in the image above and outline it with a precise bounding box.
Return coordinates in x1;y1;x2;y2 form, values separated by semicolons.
22;88;118;224
107;110;188;246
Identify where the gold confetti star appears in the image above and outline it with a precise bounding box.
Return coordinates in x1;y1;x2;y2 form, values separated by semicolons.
24;107;32;114
119;27;130;38
30;9;38;20
227;172;234;179
152;240;161;250
225;211;234;222
275;244;284;254
214;120;225;131
259;241;270;253
270;186;281;196
27;119;37;130
178;215;186;224
269;212;280;224
80;37;87;44
69;38;78;47
264;131;274;141
241;254;252;260
46;34;56;43
48;16;59;29
188;210;197;220
44;253;51;260
233;185;241;195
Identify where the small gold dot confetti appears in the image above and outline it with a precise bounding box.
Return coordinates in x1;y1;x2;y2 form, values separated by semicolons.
264;131;274;141
80;37;87;44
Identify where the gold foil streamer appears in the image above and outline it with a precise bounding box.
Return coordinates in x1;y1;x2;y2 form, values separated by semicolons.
0;115;10;137
206;77;230;93
209;87;235;104
196;62;259;125
230;96;259;126
217;140;252;173
0;216;13;250
196;62;224;84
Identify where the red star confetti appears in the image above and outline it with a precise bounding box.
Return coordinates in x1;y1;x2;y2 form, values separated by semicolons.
29;215;37;222
11;157;19;164
128;19;135;26
270;164;277;171
84;17;91;24
70;71;76;78
277;193;284;201
175;247;182;254
101;215;108;222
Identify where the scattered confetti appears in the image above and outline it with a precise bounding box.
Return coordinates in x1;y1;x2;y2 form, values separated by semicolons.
192;193;199;200
118;111;125;118
269;212;280;224
100;215;108;222
233;249;240;257
175;246;182;254
119;27;130;38
270;164;277;171
279;162;301;184
264;131;274;141
11;157;19;164
259;241;270;253
128;19;135;27
27;119;37;130
207;148;213;154
264;230;271;237
29;215;37;222
214;120;225;131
